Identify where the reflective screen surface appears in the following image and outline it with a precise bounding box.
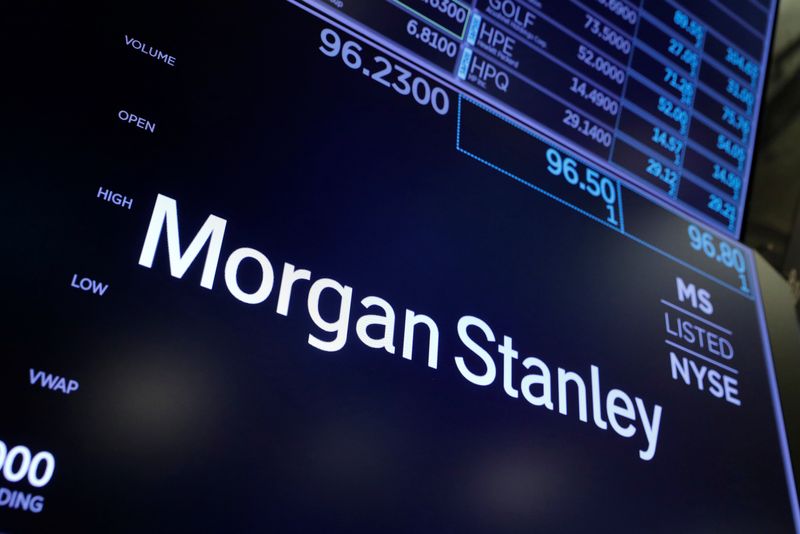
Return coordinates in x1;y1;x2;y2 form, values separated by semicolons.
3;1;798;532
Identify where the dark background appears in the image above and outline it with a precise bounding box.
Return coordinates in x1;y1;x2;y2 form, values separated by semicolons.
2;1;796;532
745;0;800;310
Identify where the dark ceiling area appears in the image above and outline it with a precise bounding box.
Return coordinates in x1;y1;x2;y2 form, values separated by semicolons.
745;0;800;306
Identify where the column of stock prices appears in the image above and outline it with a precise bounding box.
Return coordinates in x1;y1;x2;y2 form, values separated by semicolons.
314;0;775;236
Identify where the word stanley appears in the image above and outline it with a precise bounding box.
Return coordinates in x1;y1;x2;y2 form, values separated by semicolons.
138;194;664;461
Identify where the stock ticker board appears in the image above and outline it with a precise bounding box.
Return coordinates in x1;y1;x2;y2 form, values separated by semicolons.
3;0;799;532
320;0;773;236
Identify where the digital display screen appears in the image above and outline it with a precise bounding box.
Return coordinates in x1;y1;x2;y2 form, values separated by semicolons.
316;0;776;236
4;0;798;532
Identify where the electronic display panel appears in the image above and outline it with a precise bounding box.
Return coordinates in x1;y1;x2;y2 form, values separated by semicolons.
310;0;777;237
3;1;797;532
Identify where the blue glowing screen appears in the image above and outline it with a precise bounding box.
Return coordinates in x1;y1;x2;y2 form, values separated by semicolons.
3;1;797;532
